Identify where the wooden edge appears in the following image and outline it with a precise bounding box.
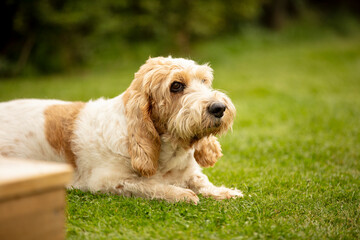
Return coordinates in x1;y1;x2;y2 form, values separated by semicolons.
0;158;73;200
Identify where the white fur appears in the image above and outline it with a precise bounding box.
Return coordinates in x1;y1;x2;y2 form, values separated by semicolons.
0;99;66;162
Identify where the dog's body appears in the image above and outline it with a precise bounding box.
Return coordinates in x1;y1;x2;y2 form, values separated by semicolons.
0;57;242;203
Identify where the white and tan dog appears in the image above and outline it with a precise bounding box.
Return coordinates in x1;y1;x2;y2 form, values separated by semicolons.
0;56;242;204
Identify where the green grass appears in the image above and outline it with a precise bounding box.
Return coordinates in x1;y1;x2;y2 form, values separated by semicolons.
1;26;360;239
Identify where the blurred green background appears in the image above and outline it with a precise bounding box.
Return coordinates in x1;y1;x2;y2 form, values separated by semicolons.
1;0;359;76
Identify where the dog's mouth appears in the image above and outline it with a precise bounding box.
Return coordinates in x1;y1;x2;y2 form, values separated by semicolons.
212;119;222;128
190;125;221;144
204;117;223;131
189;119;223;141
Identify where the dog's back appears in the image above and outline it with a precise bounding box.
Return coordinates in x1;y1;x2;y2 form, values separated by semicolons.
0;99;67;162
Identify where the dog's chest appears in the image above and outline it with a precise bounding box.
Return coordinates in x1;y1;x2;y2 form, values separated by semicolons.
158;142;194;175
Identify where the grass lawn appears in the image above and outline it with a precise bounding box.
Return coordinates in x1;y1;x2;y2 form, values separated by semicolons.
1;26;359;239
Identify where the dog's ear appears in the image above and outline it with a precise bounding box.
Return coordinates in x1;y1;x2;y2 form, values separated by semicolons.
194;135;223;167
124;89;160;177
123;59;164;177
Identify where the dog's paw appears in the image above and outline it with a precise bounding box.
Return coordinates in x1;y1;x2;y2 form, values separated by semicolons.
175;189;199;204
201;186;243;200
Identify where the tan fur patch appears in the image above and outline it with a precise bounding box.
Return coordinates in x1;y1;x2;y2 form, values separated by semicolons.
44;102;85;168
25;131;35;138
0;146;15;157
194;135;223;167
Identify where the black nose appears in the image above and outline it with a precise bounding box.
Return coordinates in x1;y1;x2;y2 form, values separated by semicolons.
208;102;226;118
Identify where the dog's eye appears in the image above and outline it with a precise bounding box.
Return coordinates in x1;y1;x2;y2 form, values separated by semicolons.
202;79;206;83
170;82;185;93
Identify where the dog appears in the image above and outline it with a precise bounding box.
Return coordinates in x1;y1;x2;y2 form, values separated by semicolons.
0;56;243;204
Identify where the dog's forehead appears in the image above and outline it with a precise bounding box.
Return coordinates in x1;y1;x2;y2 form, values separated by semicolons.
168;58;213;82
170;58;196;67
170;58;204;70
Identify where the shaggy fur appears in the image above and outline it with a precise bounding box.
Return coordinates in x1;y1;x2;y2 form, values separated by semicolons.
0;56;243;203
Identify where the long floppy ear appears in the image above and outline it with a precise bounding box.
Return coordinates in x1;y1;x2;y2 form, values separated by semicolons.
194;135;223;167
123;78;161;177
123;58;165;177
124;89;161;177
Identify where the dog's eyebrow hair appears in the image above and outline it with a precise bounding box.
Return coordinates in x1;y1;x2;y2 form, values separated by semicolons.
174;71;192;86
172;80;186;85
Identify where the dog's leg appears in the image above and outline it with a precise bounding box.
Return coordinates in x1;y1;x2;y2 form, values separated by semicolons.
115;180;200;204
187;172;243;200
82;173;199;204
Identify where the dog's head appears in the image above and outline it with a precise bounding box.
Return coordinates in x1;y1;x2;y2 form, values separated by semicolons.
124;56;235;176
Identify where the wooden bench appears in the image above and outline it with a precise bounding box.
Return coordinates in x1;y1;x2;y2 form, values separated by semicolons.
0;157;73;240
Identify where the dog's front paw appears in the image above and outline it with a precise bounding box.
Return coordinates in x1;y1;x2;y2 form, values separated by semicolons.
201;187;243;200
174;189;199;204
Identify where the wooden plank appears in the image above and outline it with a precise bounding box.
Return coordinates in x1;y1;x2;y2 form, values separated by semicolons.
0;186;65;219
0;188;66;240
0;157;73;200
